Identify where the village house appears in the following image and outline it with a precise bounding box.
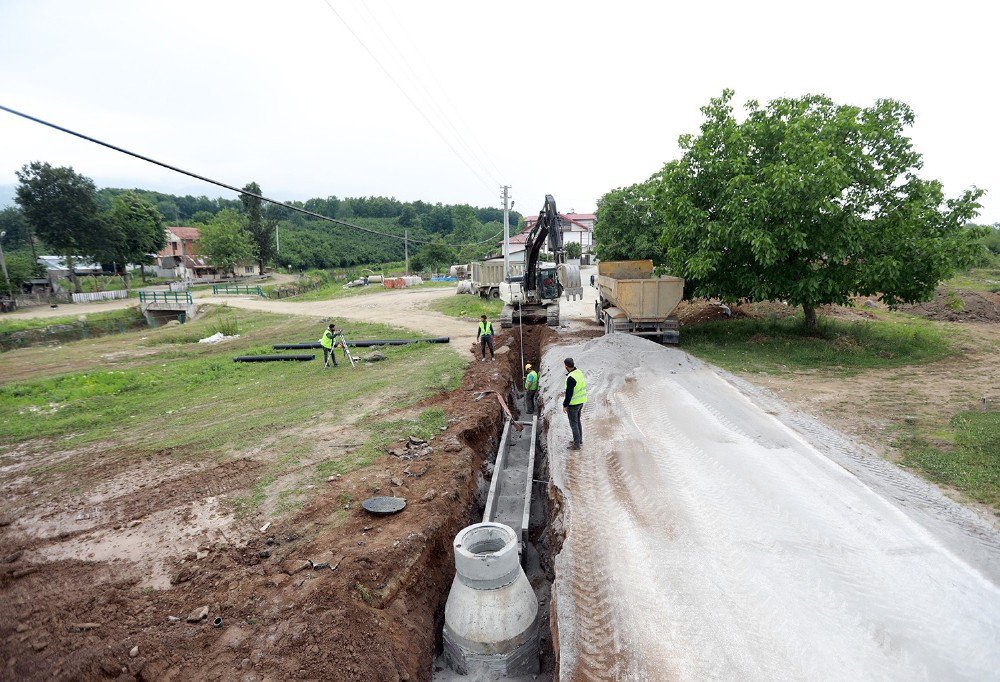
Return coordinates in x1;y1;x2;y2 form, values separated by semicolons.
522;211;596;255
153;226;260;280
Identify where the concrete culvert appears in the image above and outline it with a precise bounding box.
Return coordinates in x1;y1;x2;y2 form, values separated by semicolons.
443;522;540;676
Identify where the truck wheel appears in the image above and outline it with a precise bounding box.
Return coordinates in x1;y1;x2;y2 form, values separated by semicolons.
594;301;601;324
490;289;500;299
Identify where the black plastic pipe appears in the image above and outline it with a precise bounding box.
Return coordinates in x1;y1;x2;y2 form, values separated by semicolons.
234;354;316;362
272;337;450;350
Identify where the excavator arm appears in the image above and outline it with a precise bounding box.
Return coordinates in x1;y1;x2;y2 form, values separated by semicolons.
523;194;564;295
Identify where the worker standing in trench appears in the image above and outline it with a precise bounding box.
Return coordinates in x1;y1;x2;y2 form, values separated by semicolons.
524;363;539;414
319;323;339;368
562;357;588;450
477;314;496;362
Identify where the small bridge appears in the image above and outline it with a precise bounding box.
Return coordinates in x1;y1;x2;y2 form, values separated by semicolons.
138;291;197;326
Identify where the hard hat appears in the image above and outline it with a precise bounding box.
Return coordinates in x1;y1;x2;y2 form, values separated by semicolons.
525;363;532;370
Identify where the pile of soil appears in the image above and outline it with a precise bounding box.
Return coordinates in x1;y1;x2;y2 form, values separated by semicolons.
896;288;1000;323
0;332;527;681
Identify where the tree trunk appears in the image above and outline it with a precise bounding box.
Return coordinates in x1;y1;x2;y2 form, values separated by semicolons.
139;263;146;283
66;250;81;294
803;303;818;331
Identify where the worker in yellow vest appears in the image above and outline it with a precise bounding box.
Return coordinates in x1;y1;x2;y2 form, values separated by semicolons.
319;323;339;368
524;363;539;414
477;314;495;362
562;357;587;450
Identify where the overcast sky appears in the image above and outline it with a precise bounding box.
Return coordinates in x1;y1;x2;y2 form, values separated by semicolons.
0;0;996;222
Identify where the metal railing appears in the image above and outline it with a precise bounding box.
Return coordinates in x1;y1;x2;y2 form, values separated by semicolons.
138;291;193;305
212;284;264;296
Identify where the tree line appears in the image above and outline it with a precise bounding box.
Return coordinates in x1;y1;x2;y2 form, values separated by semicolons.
1;163;523;295
593;90;992;328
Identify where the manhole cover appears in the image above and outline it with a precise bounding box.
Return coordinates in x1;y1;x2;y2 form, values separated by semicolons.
362;496;406;515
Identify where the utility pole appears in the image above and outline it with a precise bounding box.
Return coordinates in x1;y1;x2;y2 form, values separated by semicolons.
404;228;409;275
502;185;511;281
275;223;280;255
0;231;12;304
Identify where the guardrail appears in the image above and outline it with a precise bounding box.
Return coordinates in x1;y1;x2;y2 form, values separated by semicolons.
212;284;264;296
71;289;129;303
138;291;193;305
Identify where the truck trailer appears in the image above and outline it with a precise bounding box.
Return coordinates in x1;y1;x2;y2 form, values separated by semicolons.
595;260;684;344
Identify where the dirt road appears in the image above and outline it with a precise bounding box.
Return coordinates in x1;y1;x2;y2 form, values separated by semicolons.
199;286;477;352
541;334;1000;680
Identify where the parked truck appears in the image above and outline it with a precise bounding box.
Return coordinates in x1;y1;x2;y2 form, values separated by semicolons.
471;261;525;299
595;260;684;344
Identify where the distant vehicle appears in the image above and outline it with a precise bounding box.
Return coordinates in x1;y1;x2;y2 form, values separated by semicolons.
594;260;684;344
471;261;524;299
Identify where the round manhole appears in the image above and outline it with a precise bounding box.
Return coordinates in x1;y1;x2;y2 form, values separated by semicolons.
362;496;406;515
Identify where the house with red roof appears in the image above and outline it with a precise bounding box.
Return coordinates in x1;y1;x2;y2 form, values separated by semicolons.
153;226;260;280
522;211;596;255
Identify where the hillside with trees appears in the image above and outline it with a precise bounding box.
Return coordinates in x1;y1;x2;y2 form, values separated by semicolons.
1;163;523;295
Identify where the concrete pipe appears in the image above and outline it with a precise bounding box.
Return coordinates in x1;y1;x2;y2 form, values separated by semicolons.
443;522;539;676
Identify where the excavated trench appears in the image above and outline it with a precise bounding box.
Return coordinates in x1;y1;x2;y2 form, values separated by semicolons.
429;324;561;679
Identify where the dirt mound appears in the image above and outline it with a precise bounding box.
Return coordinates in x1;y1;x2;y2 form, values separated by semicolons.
0;332;524;681
896;288;1000;323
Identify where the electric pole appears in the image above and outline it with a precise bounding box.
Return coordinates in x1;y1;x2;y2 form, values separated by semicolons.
0;231;12;304
404;228;409;275
502;185;511;281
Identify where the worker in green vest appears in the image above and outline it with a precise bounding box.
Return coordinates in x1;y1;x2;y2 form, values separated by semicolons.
524;363;539;414
562;357;587;450
477;314;495;362
319;323;339;368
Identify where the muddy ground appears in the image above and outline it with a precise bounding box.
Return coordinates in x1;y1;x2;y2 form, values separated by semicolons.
0;331;534;681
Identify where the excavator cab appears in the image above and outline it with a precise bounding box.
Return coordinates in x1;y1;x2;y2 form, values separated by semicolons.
537;267;560;302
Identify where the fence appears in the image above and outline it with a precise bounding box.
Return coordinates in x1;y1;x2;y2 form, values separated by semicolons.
138;291;194;305
71;289;130;304
212;284;264;296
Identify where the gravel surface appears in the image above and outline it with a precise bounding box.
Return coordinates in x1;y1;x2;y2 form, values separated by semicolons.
541;333;1000;680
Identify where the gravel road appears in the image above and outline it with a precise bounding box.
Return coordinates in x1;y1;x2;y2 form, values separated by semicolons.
541;333;1000;681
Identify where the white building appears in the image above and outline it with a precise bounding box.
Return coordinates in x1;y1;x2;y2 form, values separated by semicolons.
523;212;596;254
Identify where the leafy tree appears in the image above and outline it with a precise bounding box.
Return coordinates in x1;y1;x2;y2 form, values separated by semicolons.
239;181;276;274
594;174;666;263
0;207;33;251
200;209;258;277
415;237;457;274
655;91;984;328
104;191;166;284
15;162;110;293
566;241;583;259
0;249;42;296
191;210;215;225
398;205;418;228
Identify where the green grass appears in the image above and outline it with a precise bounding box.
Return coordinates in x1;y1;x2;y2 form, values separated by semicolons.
899;411;1000;508
0;310;465;462
429;295;504;320
682;314;956;375
0;307;144;335
286;279;455;302
945;267;1000;293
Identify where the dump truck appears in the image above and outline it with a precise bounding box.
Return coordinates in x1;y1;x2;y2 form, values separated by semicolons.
595;260;684;344
471;261;525;298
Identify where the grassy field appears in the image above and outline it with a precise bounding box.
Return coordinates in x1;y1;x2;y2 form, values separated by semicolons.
429;295;504;320
682;313;957;375
0;307;465;504
285;279;454;302
945;267;1000;293
899;411;1000;507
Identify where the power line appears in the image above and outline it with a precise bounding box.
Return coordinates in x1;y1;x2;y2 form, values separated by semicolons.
0;102;496;251
379;0;508;184
353;0;505;187
320;0;500;197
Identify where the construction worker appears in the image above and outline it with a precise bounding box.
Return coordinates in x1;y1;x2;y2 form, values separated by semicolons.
562;357;587;450
319;323;339;368
524;363;539;414
477;314;495;362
